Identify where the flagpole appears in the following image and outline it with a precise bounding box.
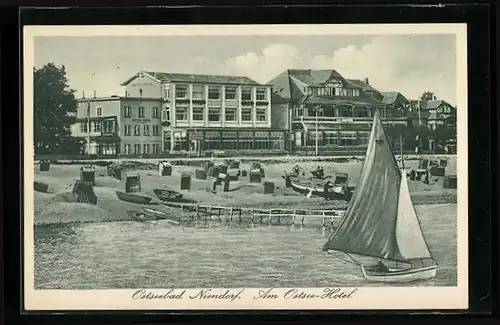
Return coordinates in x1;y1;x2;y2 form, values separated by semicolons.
400;133;405;170
87;103;91;156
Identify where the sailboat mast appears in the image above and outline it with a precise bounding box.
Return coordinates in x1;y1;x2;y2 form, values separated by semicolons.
400;134;405;170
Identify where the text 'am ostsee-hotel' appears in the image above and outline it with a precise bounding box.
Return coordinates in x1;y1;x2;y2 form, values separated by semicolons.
71;71;289;156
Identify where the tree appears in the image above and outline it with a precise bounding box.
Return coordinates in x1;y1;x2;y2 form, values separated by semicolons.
34;63;77;154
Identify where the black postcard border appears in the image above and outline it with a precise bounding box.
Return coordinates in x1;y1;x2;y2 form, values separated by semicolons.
2;2;495;323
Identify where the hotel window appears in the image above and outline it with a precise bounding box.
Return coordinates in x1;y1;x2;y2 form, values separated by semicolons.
176;105;188;121
193;106;204;121
208;106;221;122
134;144;141;154
175;84;188;99
164;85;170;98
208;85;221;100
225;107;237;122
96;106;102;116
241;106;252;121
124;144;131;155
93;121;101;133
173;131;188;151
256;88;267;101
162;107;171;121
138;106;145;118
152;143;160;154
225;86;237;100
124;125;131;136
256;107;267;122
205;131;221;150
80;122;88;133
324;132;339;146
238;131;253;150
270;131;285;150
254;131;269;150
102;120;113;134
153;125;160;136
143;125;150;136
143;144;150;154
192;85;205;99
241;87;252;101
124;106;131;118
222;131;238;150
134;125;141;136
152;106;159;118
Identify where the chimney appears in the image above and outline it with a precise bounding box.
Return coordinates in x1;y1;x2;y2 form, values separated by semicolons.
433;95;437;100
125;90;128;97
93;90;96;98
364;78;369;85
82;91;85;99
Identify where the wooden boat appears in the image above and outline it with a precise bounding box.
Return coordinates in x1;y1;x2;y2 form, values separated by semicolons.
322;111;437;283
289;177;347;199
153;189;184;202
116;191;152;204
126;210;158;224
142;207;181;225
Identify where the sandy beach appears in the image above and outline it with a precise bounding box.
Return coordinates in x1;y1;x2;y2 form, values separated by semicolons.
33;157;457;225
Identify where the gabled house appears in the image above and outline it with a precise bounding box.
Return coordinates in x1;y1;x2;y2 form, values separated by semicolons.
267;69;410;151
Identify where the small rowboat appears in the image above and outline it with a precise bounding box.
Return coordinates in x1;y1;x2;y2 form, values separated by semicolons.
289;177;348;200
116;191;152;204
153;189;184;202
126;210;158;224
142;207;181;225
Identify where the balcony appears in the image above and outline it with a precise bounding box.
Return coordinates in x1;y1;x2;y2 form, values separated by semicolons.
293;116;408;125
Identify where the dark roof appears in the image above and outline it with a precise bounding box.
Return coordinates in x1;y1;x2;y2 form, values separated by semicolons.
287;69;346;86
122;71;264;86
422;99;448;110
346;79;380;93
299;95;385;106
381;92;410;105
271;93;289;104
268;70;293;99
266;69;385;101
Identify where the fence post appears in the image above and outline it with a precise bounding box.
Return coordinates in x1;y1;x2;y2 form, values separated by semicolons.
322;211;326;228
268;210;272;226
292;210;296;227
230;207;233;221
251;208;255;224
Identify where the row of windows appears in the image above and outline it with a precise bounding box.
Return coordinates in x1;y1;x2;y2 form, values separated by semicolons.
293;107;404;118
171;84;268;101
306;86;361;97
123;143;161;155
124;125;161;136
171;106;267;122
79;120;116;133
123;106;160;118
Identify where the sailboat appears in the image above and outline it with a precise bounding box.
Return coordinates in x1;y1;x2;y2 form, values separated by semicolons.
322;111;437;283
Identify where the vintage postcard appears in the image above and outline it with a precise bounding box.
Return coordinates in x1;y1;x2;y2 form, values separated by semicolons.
24;23;468;311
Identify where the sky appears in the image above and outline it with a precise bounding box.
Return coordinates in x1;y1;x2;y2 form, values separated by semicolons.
34;34;457;105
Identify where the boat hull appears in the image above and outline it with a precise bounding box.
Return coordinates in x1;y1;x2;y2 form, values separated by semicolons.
361;265;437;283
116;191;152;204
290;178;348;200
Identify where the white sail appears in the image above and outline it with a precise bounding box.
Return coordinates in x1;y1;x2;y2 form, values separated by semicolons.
395;171;432;259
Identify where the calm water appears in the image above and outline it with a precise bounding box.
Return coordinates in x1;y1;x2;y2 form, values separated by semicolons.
34;204;457;289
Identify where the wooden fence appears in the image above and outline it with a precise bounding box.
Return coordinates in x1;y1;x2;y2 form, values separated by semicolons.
161;201;345;227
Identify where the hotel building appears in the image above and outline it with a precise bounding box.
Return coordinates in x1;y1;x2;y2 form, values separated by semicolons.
71;71;289;156
71;96;163;156
268;69;413;153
